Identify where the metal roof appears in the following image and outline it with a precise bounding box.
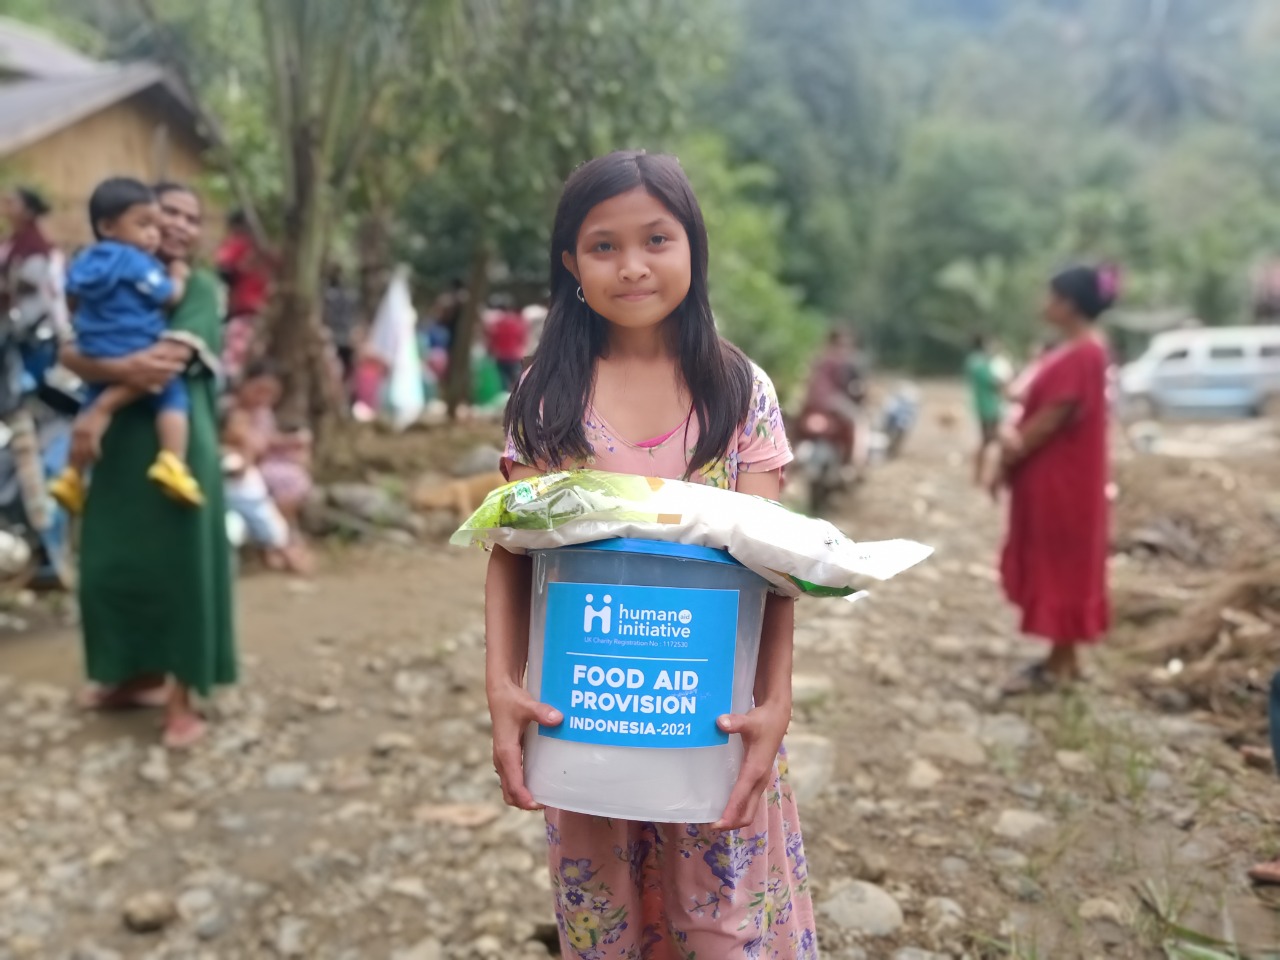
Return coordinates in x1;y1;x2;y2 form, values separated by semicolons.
0;16;99;79
0;62;191;156
0;18;203;157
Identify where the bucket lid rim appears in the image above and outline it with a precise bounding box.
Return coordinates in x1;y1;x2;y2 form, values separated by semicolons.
553;537;742;567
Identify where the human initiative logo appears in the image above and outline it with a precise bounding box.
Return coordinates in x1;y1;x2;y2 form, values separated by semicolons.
583;594;613;633
580;590;695;639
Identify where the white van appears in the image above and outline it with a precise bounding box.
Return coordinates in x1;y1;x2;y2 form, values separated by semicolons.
1119;326;1280;419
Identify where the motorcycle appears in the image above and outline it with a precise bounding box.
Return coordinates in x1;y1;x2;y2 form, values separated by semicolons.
879;382;920;461
0;309;80;590
792;404;859;517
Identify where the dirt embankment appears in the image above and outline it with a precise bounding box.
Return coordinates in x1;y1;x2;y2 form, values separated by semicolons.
1111;421;1280;737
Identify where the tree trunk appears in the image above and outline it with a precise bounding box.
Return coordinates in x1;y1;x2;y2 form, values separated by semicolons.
263;126;344;437
357;210;394;328
445;240;491;419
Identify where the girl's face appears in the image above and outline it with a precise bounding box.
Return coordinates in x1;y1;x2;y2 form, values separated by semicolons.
563;187;692;332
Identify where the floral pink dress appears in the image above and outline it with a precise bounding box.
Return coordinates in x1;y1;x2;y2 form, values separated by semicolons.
504;365;819;960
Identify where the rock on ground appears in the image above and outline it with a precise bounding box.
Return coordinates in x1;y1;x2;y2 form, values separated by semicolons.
785;732;834;800
1055;750;1096;774
992;809;1053;843
1079;897;1128;925
121;891;177;933
393;937;444;960
914;730;987;767
906;758;943;790
819;881;905;937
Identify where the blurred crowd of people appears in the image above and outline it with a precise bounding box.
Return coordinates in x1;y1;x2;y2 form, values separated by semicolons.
213;211;548;422
0;182;548;749
412;286;547;406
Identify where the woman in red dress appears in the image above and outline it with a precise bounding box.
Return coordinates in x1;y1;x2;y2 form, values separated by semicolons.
994;265;1117;694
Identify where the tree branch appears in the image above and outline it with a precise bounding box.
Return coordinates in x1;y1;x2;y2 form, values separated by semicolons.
134;0;269;246
315;2;360;184
331;0;434;197
331;86;386;198
255;0;299;207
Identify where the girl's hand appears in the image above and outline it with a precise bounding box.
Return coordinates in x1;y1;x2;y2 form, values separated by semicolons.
488;679;562;811
712;697;791;830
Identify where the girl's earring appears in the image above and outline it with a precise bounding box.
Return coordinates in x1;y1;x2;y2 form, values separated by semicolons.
576;286;586;304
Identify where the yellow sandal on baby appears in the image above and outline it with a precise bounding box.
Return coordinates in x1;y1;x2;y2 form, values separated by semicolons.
147;451;205;507
49;468;87;515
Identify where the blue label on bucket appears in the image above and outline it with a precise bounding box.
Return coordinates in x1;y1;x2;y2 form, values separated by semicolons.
538;582;739;749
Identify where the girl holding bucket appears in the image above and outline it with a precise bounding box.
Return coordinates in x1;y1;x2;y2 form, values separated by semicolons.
487;152;817;958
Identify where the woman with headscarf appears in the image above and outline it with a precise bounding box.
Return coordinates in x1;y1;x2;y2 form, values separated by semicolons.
993;265;1118;695
1;187;69;375
0;187;57;323
59;181;236;749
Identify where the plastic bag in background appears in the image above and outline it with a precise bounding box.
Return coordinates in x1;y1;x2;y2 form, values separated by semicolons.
452;469;933;598
367;265;424;431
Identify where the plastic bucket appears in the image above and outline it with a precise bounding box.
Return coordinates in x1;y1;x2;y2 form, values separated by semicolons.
524;538;768;822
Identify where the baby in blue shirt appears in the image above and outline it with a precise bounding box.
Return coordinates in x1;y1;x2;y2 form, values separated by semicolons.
49;177;203;513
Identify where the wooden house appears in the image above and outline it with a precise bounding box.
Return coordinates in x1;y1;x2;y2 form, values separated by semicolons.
0;17;211;249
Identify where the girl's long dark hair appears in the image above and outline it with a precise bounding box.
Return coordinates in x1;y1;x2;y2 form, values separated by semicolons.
506;151;753;477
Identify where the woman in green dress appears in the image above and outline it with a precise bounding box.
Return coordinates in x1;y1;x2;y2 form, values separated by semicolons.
60;182;236;749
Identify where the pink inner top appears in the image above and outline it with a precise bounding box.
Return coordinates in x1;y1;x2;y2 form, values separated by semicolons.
504;364;793;490
603;409;690;450
636;426;681;449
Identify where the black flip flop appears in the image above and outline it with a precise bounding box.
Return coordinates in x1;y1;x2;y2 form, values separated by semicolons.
1000;662;1059;698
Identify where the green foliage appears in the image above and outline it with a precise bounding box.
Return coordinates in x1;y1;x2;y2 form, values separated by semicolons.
854;0;1280;367
392;0;714;407
400;0;709;265
0;0;101;50
703;0;889;316
678;134;824;393
1091;0;1247;136
867;119;1059;368
13;0;1280;385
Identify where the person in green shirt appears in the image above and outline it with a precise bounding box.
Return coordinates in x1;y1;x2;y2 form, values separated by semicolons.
60;182;236;749
964;334;1011;485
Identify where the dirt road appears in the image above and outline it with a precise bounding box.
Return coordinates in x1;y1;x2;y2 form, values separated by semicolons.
1;386;1277;959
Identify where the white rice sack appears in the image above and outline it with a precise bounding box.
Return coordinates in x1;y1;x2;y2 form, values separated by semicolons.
452;470;932;598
